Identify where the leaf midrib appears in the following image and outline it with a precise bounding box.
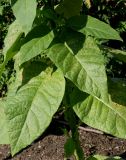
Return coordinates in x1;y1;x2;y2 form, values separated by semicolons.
65;43;108;101
94;95;126;122
12;75;50;154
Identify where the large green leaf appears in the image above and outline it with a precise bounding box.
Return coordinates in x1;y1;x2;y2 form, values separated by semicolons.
5;68;65;155
18;25;54;65
47;36;109;102
12;0;37;34
0;100;9;144
55;0;83;18
67;15;122;41
71;79;126;139
0;20;23;78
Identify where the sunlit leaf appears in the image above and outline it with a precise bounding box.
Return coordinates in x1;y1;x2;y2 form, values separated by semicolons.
19;25;54;65
67;15;122;41
5;68;65;155
12;0;37;34
47;36;109;102
0;20;23;78
71;79;126;139
87;154;122;160
0;100;9;144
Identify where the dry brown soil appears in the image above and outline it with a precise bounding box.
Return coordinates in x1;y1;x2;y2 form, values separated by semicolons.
0;121;126;160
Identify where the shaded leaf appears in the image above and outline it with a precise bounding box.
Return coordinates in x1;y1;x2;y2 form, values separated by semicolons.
7;60;45;97
42;8;57;20
55;0;83;18
22;61;47;85
105;47;126;63
108;78;126;106
62;29;86;54
66;15;87;30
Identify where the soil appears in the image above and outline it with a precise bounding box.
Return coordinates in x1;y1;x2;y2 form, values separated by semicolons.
1;120;126;160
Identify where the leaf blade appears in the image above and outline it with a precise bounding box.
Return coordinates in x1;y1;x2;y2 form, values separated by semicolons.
47;37;109;102
82;16;122;41
71;79;126;139
0;100;9;144
5;68;65;155
19;25;53;65
0;20;23;78
12;0;37;34
67;15;122;41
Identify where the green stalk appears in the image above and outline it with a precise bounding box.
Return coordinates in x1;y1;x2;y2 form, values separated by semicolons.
64;106;85;160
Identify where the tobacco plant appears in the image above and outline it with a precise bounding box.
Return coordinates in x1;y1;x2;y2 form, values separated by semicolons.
0;0;126;159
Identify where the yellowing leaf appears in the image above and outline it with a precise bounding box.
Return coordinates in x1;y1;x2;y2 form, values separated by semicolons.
85;0;91;8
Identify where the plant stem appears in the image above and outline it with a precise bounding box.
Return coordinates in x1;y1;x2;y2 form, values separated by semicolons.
64;107;85;160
